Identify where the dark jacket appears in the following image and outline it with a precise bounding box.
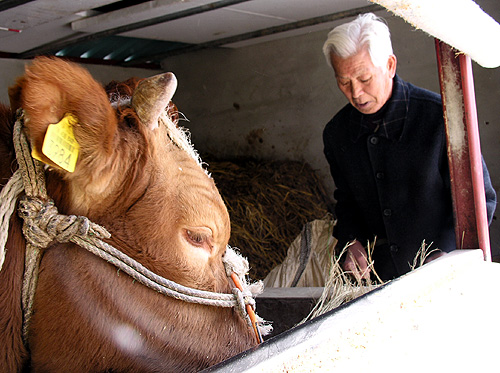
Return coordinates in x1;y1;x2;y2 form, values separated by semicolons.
323;75;496;279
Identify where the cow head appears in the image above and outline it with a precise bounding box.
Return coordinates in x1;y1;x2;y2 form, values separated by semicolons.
10;57;234;290
4;57;257;371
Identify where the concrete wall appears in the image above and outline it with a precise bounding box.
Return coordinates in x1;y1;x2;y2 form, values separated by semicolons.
159;0;500;259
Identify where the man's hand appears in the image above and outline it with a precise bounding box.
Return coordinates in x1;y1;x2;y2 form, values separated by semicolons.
343;240;371;281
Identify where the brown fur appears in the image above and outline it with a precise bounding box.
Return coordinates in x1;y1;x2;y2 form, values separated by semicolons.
0;57;255;372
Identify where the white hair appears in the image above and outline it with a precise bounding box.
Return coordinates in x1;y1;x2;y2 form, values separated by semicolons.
322;13;393;71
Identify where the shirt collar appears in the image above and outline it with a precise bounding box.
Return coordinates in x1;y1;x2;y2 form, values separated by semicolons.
349;74;409;142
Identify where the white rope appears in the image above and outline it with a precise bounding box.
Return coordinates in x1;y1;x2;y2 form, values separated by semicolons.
0;170;24;271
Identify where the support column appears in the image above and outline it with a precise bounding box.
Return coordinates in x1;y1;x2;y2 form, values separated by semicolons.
435;39;491;261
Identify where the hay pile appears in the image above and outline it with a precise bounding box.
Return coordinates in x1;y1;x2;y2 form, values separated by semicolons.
205;157;333;280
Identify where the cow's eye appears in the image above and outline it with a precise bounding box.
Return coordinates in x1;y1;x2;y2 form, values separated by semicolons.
186;229;205;245
184;227;213;247
184;227;213;251
184;228;214;255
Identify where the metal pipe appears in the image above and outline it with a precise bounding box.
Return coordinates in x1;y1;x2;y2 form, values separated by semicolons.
459;54;491;261
435;39;491;261
435;39;478;251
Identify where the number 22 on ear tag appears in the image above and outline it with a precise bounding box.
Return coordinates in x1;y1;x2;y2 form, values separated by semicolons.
40;113;80;173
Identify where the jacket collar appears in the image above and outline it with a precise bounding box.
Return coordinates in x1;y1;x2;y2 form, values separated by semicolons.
349;74;409;143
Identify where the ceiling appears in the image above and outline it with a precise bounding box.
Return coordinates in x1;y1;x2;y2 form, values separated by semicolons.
0;0;384;69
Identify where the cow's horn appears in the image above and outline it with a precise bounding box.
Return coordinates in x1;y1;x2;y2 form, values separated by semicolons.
131;72;177;130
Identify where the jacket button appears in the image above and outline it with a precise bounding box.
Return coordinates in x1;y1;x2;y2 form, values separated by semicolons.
383;208;392;216
390;244;399;253
369;136;379;145
376;172;385;180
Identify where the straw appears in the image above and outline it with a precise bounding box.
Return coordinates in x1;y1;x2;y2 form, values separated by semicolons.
205;157;333;280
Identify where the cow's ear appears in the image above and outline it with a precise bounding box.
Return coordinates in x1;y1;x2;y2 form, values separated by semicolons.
131;72;177;130
17;57;118;175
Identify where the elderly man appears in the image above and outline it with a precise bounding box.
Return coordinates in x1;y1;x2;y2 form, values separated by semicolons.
322;13;496;281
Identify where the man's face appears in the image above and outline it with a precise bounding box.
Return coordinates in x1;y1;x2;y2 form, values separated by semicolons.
330;48;396;115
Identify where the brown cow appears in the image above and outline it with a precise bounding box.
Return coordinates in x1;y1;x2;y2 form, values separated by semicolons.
0;57;264;372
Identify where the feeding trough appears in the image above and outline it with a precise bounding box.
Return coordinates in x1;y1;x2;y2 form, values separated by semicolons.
205;250;500;371
203;0;500;370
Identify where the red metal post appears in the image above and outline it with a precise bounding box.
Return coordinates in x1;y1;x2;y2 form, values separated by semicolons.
435;39;491;261
459;53;491;261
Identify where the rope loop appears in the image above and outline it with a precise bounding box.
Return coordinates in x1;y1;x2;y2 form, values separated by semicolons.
18;195;110;249
244;294;256;310
231;287;257;329
232;288;251;326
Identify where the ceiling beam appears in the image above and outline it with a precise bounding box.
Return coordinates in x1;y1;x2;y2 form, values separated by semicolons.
0;0;36;12
18;0;253;59
125;4;384;66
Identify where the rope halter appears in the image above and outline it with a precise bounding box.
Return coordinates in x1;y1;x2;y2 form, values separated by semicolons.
2;110;269;346
18;197;111;249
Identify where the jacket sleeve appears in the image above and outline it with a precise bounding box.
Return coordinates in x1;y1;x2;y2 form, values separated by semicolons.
482;156;497;225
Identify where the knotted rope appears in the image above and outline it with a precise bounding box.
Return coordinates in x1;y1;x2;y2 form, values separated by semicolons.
0;170;24;271
2;110;267;346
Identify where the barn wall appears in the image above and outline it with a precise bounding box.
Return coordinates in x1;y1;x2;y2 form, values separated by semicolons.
159;1;500;259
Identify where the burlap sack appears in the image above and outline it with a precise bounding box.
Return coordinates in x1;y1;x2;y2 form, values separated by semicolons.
264;216;337;287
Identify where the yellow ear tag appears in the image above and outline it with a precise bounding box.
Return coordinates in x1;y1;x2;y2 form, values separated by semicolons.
35;113;80;173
